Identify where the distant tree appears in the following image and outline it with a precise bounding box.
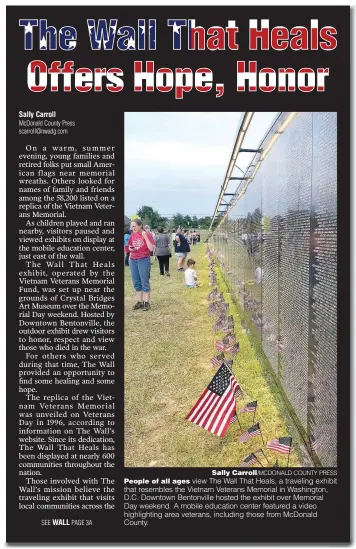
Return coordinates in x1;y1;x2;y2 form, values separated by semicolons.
135;209;212;231
136;205;168;229
173;213;185;229
198;216;212;229
166;218;175;230
183;215;192;228
160;216;169;226
136;205;154;226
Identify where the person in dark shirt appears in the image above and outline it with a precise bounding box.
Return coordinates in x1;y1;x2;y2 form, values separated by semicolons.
155;226;171;276
174;231;190;271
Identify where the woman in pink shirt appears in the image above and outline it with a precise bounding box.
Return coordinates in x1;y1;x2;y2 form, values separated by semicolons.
128;219;155;311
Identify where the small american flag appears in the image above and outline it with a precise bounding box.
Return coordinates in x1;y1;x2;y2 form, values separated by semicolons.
238;401;257;414
223;358;233;370
208;302;218;316
229;412;238;425
216;312;228;324
216;340;226;351
239;423;261;443
267;437;292;455
213;318;225;332
228;343;239;356
207;288;218;301
222;319;234;329
240;453;258;467
216;334;236;352
210;353;225;368
186;364;241;437
221;318;234;333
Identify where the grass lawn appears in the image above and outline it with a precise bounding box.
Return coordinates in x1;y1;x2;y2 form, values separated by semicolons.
124;243;301;467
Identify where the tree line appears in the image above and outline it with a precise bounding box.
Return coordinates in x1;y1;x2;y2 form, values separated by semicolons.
133;205;212;230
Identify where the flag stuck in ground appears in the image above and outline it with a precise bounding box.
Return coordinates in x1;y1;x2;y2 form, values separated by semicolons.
222;315;234;329
216;336;230;351
267;437;292;455
224;359;234;372
240;453;258;467
216;334;236;351
186;364;241;437
238;401;257;414
208;302;219;316
228;343;240;357
210;353;225;368
213;319;225;332
222;323;234;334
229;412;238;425
239;423;261;443
207;288;218;301
213;313;228;332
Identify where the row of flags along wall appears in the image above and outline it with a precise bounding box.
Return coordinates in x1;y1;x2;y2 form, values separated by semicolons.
185;246;293;467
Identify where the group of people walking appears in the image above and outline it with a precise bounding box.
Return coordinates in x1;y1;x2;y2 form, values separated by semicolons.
125;222;200;310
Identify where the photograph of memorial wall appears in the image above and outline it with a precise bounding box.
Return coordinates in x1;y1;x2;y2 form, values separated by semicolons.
210;112;337;467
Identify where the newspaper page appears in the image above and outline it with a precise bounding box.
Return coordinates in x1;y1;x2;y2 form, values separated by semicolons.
6;3;350;543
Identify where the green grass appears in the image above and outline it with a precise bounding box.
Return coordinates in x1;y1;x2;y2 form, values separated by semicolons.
124;244;301;467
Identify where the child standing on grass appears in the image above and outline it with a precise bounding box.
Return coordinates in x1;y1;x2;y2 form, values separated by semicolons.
185;259;199;288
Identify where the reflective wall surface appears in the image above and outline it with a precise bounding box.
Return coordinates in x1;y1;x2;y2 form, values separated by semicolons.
211;112;337;466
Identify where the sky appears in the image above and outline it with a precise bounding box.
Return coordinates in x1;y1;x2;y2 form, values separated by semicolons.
125;112;278;219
